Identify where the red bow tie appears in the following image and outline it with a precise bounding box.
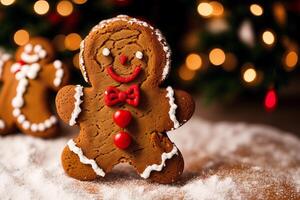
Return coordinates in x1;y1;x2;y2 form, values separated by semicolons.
104;85;140;107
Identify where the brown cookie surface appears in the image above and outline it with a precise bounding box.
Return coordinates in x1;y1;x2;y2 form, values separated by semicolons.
0;37;70;137
56;15;195;184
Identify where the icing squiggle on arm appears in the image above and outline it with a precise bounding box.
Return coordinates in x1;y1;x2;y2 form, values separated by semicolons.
67;139;105;177
140;145;178;179
53;60;64;87
69;85;84;126
166;86;180;129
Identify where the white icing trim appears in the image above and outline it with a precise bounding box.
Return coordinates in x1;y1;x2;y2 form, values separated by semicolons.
0;119;5;129
67;139;106;177
11;62;57;132
166;86;180;129
69;85;83;126
140;145;178;179
0;53;11;78
79;40;89;82
53;60;64;87
80;15;171;82
21;44;47;64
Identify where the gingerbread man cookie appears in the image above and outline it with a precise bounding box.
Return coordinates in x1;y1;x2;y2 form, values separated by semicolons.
56;15;194;184
0;37;69;138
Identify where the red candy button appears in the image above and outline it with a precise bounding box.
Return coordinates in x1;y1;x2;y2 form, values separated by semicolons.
114;131;131;149
113;110;132;128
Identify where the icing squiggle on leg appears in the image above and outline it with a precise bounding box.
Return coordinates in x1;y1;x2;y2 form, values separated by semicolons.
140;145;178;179
67;139;106;177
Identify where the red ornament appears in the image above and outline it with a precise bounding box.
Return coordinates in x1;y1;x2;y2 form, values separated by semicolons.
114;131;131;149
113;110;132;128
119;55;128;65
264;89;277;111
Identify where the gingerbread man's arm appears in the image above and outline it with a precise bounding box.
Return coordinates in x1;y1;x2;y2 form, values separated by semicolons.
40;60;70;91
56;85;85;126
155;87;195;132
0;54;13;82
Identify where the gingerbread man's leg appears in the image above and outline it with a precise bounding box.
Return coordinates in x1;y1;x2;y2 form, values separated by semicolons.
0;112;16;135
132;132;184;184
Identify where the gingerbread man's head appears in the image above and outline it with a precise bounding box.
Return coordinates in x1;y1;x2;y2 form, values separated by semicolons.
15;37;55;66
79;15;171;88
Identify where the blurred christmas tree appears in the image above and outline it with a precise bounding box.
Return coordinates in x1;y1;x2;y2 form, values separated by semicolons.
0;0;299;110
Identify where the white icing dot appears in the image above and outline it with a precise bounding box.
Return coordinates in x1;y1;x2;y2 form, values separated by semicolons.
34;45;42;53
22;121;30;130
135;51;143;59
17;115;25;123
53;60;62;69
44;119;52;128
13;109;21;117
39;50;47;59
31;124;38;132
0;119;5;129
38;123;45;131
50;116;57;124
12;97;24;108
56;68;64;77
102;48;110;56
54;78;61;87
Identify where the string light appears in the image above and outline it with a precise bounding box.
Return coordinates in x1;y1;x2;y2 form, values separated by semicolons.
34;0;50;15
210;1;224;16
73;53;80;68
57;0;73;17
13;29;30;46
0;0;15;6
197;2;213;17
65;33;82;51
209;48;225;66
72;0;87;4
262;30;275;45
250;4;263;16
178;65;196;81
285;51;298;69
264;89;277;111
185;53;202;70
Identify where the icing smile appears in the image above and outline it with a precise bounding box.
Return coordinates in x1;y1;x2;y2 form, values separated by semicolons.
107;65;141;83
21;44;47;64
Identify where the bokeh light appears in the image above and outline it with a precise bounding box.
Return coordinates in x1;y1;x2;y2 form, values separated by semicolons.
34;0;50;15
14;29;30;46
262;30;275;45
57;0;74;17
209;48;225;66
178;65;196;81
243;68;257;83
285;51;298;69
210;1;224;16
250;4;263;16
197;2;213;17
185;53;202;70
65;33;82;51
72;0;87;4
0;0;15;6
264;89;277;111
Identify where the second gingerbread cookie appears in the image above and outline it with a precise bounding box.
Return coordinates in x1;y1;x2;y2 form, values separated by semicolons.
56;15;195;184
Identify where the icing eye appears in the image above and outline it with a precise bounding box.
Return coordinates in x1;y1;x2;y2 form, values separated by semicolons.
135;51;143;60
102;48;110;56
24;44;32;53
34;45;42;53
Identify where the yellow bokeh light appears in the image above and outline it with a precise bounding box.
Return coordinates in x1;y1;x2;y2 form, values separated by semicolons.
243;68;257;83
57;0;74;17
72;0;87;4
178;65;196;81
262;30;275;45
65;33;82;51
250;4;263;16
185;53;202;70
285;51;298;68
209;48;225;66
197;2;213;17
14;29;30;46
0;0;15;6
34;0;50;15
210;1;224;16
73;53;80;68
